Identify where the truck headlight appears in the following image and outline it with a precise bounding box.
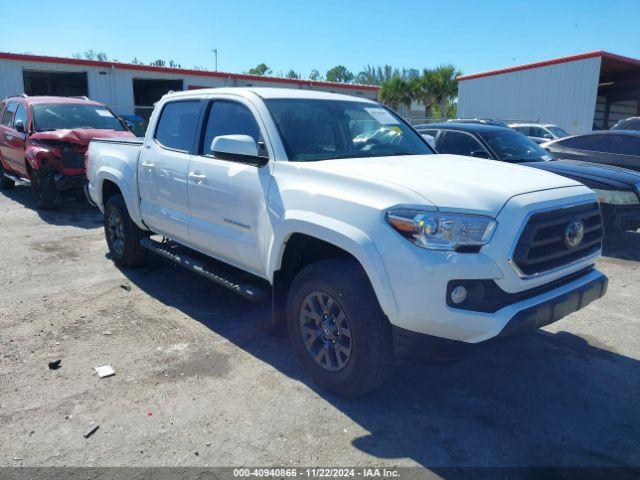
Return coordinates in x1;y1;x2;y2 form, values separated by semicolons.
386;210;497;251
592;188;640;205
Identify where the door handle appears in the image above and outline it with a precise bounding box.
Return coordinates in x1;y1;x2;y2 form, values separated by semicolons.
141;161;155;171
6;134;13;141
189;172;207;183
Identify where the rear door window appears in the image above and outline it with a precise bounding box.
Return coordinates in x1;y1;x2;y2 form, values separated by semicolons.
1;102;18;127
154;100;201;152
514;126;531;135
439;130;485;157
617;135;640;156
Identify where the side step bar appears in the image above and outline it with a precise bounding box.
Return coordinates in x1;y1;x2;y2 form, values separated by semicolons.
140;237;269;302
3;172;30;186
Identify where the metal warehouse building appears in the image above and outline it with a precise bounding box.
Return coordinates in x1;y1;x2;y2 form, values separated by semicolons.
457;51;640;134
0;52;379;119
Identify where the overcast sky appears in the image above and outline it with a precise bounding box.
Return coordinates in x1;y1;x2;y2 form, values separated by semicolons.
2;0;639;78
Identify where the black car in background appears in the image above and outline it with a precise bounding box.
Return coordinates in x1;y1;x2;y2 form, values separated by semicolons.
416;123;640;233
540;130;640;172
611;116;640;131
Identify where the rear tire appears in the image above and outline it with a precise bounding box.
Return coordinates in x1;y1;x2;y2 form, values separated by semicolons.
31;169;58;210
0;162;15;190
104;194;149;268
287;258;394;397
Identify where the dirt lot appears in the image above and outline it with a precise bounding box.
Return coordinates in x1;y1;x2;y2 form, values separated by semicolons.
1;187;639;469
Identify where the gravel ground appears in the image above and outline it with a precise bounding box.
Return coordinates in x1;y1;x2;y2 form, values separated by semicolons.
0;187;639;469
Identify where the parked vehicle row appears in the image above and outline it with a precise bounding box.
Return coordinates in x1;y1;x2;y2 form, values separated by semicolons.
416;123;640;233
509;122;569;144
542;130;640;172
0;95;134;209
85;88;608;396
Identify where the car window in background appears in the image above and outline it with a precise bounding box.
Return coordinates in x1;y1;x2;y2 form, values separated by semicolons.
479;130;551;162
439;131;485;156
617;135;640;156
548;126;568;137
32;104;127;132
1;102;17;126
266;99;432;161
514;126;530;135
530;126;548;138
559;134;615;153
13;104;27;128
154;100;201;152
419;129;439;138
201;101;261;154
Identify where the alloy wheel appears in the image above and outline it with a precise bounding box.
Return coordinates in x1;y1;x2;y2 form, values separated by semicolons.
299;291;353;371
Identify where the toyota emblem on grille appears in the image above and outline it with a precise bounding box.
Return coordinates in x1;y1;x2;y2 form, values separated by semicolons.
564;220;585;249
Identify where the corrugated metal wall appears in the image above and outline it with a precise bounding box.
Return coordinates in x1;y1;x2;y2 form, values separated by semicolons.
458;57;602;134
0;58;377;114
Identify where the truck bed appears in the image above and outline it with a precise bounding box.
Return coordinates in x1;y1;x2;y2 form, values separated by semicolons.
90;137;144;145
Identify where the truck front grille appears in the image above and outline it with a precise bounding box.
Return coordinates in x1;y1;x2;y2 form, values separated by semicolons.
512;202;603;276
61;147;86;169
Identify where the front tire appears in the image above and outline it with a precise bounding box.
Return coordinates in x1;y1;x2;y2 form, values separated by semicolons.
104;194;149;268
31;169;58;210
287;258;394;397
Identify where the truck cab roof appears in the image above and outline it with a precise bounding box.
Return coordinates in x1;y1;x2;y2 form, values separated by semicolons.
161;87;377;103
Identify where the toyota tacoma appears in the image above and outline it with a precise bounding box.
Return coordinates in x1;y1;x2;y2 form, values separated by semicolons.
86;88;608;396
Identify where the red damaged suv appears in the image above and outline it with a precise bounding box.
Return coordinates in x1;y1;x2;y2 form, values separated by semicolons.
0;95;134;209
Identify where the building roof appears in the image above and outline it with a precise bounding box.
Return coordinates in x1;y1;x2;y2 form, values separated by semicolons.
0;51;380;92
457;51;640;82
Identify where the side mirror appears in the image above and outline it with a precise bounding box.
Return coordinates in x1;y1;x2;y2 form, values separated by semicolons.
211;135;268;167
543;133;553;139
14;119;25;133
470;149;489;159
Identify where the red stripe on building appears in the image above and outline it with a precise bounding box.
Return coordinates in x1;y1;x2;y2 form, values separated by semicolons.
0;52;380;92
457;51;640;82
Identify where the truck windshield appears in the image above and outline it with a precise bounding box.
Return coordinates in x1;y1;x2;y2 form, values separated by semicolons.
32;104;127;132
479;130;554;162
265;99;433;161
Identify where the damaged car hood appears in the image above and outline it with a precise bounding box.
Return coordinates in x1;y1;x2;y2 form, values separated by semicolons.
30;129;135;145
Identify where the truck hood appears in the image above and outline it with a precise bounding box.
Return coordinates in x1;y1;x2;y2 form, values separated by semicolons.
30;129;135;146
303;154;582;216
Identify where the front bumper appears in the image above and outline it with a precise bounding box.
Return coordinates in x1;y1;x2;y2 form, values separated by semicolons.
54;173;87;191
601;203;640;232
393;269;608;360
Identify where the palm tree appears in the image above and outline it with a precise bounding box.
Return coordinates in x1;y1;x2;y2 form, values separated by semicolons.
379;77;412;111
410;69;437;118
431;64;461;119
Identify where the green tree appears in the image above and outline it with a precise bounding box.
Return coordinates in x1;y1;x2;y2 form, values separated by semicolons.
74;50;108;61
379;77;412;111
285;69;300;79
325;65;354;83
248;63;272;76
150;59;166;67
431;64;461;119
309;69;322;81
411;69;438;118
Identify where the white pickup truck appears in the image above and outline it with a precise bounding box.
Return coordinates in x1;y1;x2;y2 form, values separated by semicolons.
87;88;607;396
